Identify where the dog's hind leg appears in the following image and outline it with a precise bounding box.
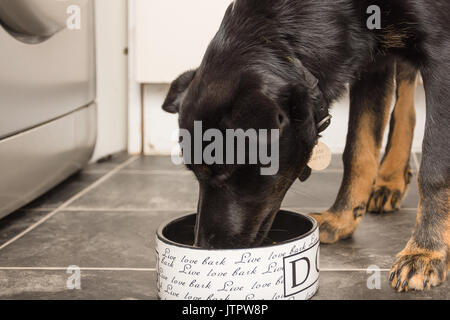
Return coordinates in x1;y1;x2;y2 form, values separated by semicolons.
368;61;418;213
311;57;395;244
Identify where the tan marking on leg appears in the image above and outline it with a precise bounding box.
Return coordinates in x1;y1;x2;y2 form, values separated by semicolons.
390;239;448;292
446;190;450;271
312;87;394;243
347;111;389;205
369;76;417;213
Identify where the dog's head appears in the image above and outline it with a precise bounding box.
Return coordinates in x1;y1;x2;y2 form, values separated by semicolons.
162;63;330;249
163;31;328;249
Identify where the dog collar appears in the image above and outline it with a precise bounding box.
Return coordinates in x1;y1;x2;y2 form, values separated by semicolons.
290;57;332;134
316;111;332;133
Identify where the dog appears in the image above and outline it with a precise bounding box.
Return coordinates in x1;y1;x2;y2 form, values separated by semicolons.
161;0;449;292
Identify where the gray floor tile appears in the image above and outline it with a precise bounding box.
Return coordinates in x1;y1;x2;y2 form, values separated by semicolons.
123;155;342;172
1;153;435;300
323;155;343;171
415;153;422;168
2;269;447;300
69;173;199;211
0;208;418;271
319;209;417;269
314;271;449;300
0;270;157;300
283;172;418;209
125;154;415;173
0;210;50;247
0;210;183;268
25;172;104;210
70;169;418;212
84;151;132;173
330;154;417;172
123;156;187;172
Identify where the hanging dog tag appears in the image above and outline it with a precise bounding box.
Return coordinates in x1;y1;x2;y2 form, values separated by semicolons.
308;142;332;171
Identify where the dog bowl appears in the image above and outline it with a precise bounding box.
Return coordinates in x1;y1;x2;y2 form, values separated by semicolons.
156;210;319;300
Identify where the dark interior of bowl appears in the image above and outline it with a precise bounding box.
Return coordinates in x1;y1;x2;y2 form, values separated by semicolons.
162;210;314;248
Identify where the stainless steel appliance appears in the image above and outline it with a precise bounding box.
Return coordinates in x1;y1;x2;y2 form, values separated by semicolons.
0;0;97;218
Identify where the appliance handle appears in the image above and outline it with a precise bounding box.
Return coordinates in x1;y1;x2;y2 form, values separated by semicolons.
0;0;87;44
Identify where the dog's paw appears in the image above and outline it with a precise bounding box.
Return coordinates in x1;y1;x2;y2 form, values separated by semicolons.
309;210;361;244
368;167;412;213
390;246;448;292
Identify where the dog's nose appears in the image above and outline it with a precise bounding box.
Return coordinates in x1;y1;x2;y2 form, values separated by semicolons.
194;184;267;249
195;224;261;249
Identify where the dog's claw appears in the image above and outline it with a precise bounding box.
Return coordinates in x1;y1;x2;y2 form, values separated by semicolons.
368;166;412;214
402;280;408;290
380;191;389;213
389;272;395;281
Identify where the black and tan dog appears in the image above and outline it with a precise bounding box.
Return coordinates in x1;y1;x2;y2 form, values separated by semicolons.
162;0;449;292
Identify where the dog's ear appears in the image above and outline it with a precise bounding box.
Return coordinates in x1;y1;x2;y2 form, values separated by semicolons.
162;70;196;114
290;58;328;128
287;84;317;144
286;83;321;183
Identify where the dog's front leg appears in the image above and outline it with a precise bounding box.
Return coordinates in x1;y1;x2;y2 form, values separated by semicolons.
389;65;450;292
311;58;395;243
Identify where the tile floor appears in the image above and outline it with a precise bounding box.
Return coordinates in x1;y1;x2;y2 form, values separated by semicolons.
0;152;448;300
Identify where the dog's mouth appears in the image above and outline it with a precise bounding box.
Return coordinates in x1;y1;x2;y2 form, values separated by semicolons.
194;206;280;249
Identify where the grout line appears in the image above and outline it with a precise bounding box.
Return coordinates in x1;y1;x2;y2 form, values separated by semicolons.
282;207;418;212
56;207;197;212
18;208;52;213
109;167;418;176
0;267;156;272
0;267;390;273
81;170;113;175
20;207;418;213
118;170;194;175
320;268;390;272
412;153;421;172
116;169;346;175
0;156;139;252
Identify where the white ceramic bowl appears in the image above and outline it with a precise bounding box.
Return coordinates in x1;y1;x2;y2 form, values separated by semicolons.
156;210;319;300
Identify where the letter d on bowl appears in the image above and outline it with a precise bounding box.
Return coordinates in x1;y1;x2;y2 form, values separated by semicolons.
283;242;319;297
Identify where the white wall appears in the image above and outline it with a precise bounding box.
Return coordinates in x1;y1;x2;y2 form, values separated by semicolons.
143;84;173;155
134;0;231;83
128;0;142;154
91;0;129;161
141;86;426;155
131;1;426;156
132;0;232;154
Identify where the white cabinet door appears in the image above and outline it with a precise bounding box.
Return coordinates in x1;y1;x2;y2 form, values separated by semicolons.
135;0;232;83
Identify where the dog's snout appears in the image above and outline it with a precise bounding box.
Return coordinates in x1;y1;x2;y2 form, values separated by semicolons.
194;220;249;249
195;229;255;249
194;232;220;249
